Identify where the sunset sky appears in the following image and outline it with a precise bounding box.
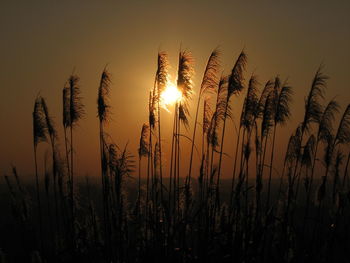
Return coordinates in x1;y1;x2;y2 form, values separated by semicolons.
1;0;349;178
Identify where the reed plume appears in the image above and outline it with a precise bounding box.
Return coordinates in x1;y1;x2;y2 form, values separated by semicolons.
139;124;150;158
257;90;275;189
188;49;220;183
177;49;194;127
302;66;328;133
292;66;327;221
334;104;350;146
318;100;340;143
154;51;168;206
238;74;259;222
266;77;293;210
328;105;350;203
41;98;57;142
172;49;194;218
251;80;273;218
284;126;303;180
207;76;228;174
65;73;84;246
239;74;259;174
33;96;47;251
33;96;48;147
68;73;84;192
320;105;350;200
303;99;340;226
97;67;112;255
98;68;112;124
217;50;247;207
62;83;71;184
40;97;60;231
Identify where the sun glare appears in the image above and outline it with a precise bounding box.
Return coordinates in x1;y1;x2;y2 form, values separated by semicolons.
160;82;182;111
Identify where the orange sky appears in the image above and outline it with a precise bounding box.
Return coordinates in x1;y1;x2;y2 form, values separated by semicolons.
0;0;349;179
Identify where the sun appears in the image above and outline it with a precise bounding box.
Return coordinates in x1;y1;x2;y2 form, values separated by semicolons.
160;82;182;110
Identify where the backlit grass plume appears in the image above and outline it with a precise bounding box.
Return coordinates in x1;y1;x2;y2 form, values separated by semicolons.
240;74;259;132
267;77;293;209
236;74;260;218
304;99;340;223
290;68;327;220
207;76;228;156
139;123;150;158
217;50;247;202
98;67;112;124
170;49;194;215
32;95;47;250
97;67;112;248
301;66;328;134
208;76;229;208
67;73;84;234
62;82;71;178
69;74;85;126
334;104;350;146
156;51;168;97
227;50;247;100
188;48;221;183
155;52;168;204
33;96;47;147
177;49;194;126
40;97;60;232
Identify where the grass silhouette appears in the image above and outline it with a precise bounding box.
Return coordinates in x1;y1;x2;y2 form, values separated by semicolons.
1;47;350;263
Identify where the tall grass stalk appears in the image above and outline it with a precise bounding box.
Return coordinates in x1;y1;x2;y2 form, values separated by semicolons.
216;50;247;209
32;96;47;251
188;49;220;184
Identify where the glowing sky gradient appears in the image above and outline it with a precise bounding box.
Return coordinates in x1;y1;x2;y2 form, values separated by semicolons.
1;0;349;178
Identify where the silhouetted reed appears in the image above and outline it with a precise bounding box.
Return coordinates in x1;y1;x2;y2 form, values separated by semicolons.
3;47;350;263
32;96;47;250
188;48;220;185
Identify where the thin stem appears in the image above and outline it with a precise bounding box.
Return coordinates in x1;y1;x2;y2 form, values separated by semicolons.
70;125;75;250
216;102;229;208
266;124;277;212
33;146;43;252
157;98;164;206
188;95;202;185
230;127;241;211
